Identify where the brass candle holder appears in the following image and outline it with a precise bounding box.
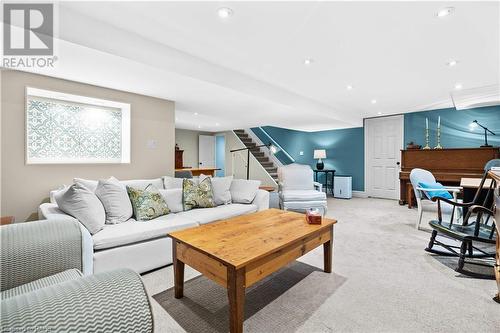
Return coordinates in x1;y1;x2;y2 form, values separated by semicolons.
434;126;443;149
423;127;431;150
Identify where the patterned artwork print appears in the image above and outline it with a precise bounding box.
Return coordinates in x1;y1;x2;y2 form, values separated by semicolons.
27;98;123;161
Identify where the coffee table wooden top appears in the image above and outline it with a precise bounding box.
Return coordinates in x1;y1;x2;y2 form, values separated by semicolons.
169;208;336;269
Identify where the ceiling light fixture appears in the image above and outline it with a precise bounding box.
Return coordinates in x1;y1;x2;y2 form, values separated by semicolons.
446;59;458;67
371;99;377;104
194;112;199;116
455;83;463;90
346;85;353;90
377;112;382;115
217;7;233;18
215;123;220;126
304;58;314;66
197;125;202;129
437;7;455;17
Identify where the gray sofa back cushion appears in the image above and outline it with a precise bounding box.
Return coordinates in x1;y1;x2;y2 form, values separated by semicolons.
74;178;99;192
95;177;133;224
56;184;106;235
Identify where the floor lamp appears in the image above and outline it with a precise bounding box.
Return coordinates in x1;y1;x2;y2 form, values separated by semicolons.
470;120;496;147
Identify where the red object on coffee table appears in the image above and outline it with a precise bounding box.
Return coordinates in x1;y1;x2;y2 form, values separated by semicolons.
306;210;322;225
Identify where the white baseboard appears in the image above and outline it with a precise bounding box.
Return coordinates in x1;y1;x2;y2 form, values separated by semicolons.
352;191;368;198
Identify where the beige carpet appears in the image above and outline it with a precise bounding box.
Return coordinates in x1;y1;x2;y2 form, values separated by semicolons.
141;198;500;332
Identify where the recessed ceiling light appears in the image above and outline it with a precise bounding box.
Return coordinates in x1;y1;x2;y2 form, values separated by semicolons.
217;7;233;18
197;125;202;129
215;123;220;126
437;7;455;17
194;112;198;116
371;99;377;104
455;83;463;90
304;58;314;66
346;85;353;90
377;112;382;115
175;117;178;121
446;59;458;67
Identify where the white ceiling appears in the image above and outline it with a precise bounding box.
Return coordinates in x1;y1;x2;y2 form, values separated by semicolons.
10;1;500;131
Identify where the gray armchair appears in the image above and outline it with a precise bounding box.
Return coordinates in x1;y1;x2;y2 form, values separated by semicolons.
278;163;328;215
1;219;153;333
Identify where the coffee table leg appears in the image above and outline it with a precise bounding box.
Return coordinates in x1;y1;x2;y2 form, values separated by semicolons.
323;227;333;273
228;267;245;333
173;241;184;299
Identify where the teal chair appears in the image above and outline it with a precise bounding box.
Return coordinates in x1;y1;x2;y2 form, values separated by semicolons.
1;219;154;332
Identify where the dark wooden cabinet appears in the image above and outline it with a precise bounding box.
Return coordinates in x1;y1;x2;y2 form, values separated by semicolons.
175;150;184;169
399;147;499;206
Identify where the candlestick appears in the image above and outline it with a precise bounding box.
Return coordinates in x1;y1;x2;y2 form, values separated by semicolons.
434;119;443;149
423;118;430;149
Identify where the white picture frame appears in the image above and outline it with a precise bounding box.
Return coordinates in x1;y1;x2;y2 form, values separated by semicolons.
25;87;131;164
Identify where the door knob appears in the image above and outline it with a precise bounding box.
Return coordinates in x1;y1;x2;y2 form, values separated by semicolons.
396;162;400;166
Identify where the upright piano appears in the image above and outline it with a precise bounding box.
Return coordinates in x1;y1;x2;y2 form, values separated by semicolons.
399;147;499;207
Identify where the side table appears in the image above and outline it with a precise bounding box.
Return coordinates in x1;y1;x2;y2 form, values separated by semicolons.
313;169;335;196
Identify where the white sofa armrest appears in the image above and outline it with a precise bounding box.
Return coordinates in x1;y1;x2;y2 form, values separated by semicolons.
38;203;73;221
252;189;270;211
38;203;94;275
313;181;323;192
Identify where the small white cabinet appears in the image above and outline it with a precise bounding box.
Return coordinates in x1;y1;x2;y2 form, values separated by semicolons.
334;175;352;199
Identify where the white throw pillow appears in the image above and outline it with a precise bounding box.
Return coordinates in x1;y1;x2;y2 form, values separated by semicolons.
230;179;261;204
163;176;199;189
159;188;183;213
95;177;133;224
55;183;105;235
73;178;99;192
199;174;233;206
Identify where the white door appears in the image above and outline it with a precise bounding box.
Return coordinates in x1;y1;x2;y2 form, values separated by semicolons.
198;135;215;168
365;115;403;200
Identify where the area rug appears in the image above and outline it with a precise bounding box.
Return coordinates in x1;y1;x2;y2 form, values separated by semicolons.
153;261;346;333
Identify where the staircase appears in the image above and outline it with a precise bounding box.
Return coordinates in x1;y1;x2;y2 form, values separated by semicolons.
233;129;279;183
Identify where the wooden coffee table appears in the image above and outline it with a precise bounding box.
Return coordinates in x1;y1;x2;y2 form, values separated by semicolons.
168;208;337;333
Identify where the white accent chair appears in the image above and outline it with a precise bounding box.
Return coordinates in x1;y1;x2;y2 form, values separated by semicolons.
409;168;462;230
278;163;328;215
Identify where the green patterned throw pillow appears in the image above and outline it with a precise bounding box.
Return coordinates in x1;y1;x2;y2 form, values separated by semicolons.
127;184;170;221
183;178;215;211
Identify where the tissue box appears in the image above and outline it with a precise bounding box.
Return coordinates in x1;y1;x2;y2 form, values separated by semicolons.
306;209;322;225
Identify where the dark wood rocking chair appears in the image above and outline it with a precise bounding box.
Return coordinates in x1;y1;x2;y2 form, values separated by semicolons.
425;159;500;279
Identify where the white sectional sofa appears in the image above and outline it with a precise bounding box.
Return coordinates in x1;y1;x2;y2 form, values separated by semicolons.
39;177;269;274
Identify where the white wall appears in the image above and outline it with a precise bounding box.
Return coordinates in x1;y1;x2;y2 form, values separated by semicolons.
175;128;213;168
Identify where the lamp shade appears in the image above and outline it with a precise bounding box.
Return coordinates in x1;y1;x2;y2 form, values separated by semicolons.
314;149;326;159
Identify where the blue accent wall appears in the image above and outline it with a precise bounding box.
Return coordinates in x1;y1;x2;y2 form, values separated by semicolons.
215;135;225;177
250;105;499;194
252;126;365;191
404;105;500;148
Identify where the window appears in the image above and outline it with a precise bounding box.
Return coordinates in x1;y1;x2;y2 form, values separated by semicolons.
26;87;130;164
